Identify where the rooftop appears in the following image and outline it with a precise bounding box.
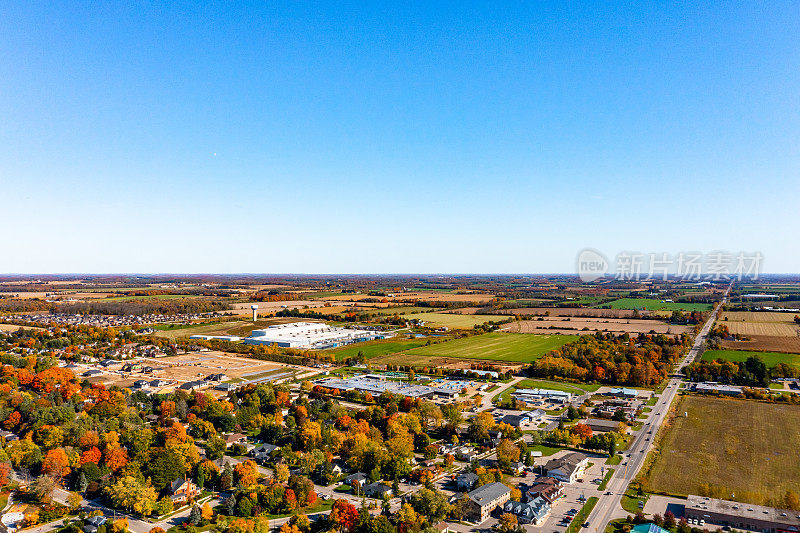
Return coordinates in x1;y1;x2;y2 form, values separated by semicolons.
686;494;800;527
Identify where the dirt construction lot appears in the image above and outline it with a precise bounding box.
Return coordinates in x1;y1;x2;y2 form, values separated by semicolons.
145;351;292;383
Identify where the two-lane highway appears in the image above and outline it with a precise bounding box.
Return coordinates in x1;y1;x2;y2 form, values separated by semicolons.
586;284;731;532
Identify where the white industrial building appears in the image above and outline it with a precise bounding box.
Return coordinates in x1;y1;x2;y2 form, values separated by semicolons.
243;322;390;349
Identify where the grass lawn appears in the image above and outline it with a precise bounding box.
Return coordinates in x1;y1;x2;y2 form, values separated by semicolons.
606;454;622;465
702;349;800;370
597;298;712;312
324;337;433;361
528;444;564;456
644;395;800;505
598;468;615;490
403;332;577;363
265;499;333;519
567;496;598;533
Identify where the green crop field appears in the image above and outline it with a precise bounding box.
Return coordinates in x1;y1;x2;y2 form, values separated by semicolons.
324;337;434;361
400;312;508;329
402;332;577;362
702;349;800;369
645;395;800;506
597;298;712;312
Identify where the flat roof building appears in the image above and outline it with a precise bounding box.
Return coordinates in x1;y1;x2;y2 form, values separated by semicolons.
685;494;800;533
243;322;389;349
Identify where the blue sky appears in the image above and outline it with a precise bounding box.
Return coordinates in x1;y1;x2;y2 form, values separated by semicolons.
1;2;798;273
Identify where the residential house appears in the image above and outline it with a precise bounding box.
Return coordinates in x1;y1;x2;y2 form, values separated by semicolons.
345;472;368;486
455;472;479;492
224;433;247;447
250;444;278;462
464;482;511;523
82;516;107;533
362;482;393;499
169;478;199;505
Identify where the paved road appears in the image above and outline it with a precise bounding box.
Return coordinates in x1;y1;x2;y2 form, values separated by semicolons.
585;284;731;533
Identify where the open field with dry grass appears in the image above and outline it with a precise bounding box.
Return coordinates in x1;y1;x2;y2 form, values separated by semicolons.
645;395;800;506
502;318;690;335
494;307;652;318
152;317;310;340
721;311;800;323
722;335;800;354
725;321;799;337
0;323;46;332
398;312;507;328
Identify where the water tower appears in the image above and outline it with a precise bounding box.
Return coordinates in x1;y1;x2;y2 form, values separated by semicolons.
251;304;258;321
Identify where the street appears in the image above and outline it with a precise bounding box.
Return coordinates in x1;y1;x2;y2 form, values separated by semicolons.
584;284;731;533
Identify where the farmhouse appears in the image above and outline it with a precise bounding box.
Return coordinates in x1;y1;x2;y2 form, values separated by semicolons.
243;322;389;349
544;452;588;483
685;494;800;533
464;482;512;523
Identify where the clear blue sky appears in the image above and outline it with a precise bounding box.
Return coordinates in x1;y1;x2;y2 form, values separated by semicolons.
1;2;798;273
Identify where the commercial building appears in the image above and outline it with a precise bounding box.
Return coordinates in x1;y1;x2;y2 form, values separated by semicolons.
503;496;551;525
314;374;462;400
526;476;563;504
585;418;626;433
513;388;572;404
464;482;512;523
243;322;389;349
692;382;744;396
544;452;589;484
685;494;800;533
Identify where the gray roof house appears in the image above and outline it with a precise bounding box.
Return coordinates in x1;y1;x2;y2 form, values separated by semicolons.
455;472;479;491
363;482;393;498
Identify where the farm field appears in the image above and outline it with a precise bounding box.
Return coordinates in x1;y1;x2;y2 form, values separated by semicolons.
596;298;712;312
725;321;799;337
400;332;577;362
503;318;689;335
722;335;800;354
496;307;653;318
721;311;799;323
152;317;306;340
399;312;508;328
645;395;800;506
702;349;800;369
324;337;434;361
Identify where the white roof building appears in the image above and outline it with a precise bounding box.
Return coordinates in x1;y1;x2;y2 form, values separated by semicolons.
243;322;389;349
